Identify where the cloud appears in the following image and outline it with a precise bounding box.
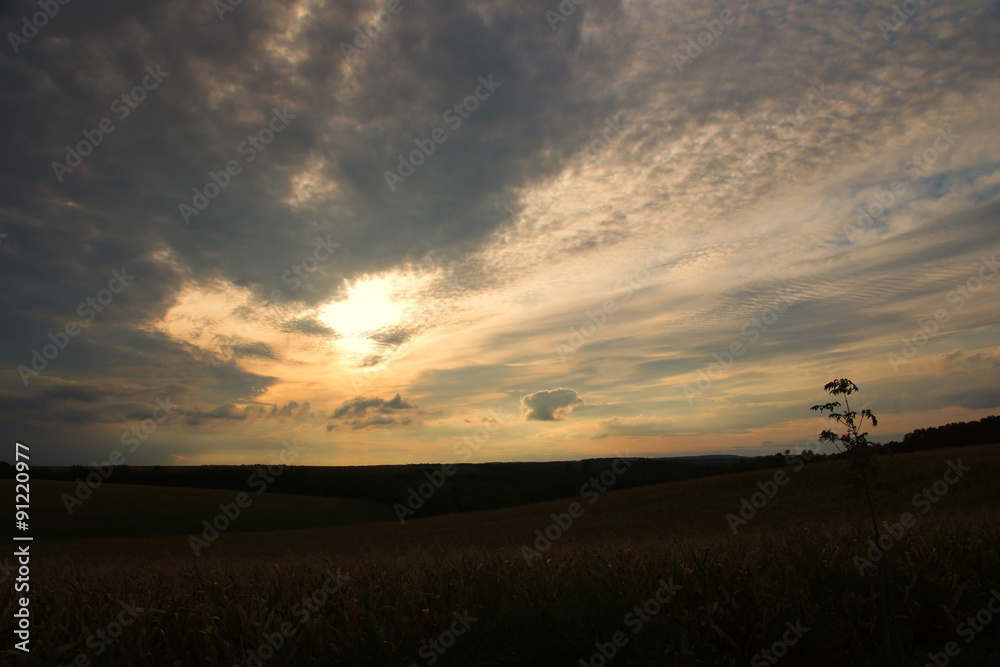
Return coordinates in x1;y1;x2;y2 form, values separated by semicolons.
0;383;107;410
370;325;417;348
332;393;413;417
945;390;1000;411
1;0;999;464
280;317;339;337
521;388;583;421
595;414;680;438
177;399;313;425
230;341;276;359
329;393;415;429
182;403;247;425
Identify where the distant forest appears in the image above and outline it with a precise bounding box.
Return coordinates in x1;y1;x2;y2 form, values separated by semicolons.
5;414;998;520
889;414;1000;453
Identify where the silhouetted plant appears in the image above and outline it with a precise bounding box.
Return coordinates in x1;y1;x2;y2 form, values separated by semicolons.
811;379;880;505
811;378;901;666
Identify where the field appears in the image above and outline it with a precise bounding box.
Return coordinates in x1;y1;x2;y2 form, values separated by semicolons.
3;444;1000;666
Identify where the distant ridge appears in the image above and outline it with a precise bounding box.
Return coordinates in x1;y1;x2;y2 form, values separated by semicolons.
654;454;747;465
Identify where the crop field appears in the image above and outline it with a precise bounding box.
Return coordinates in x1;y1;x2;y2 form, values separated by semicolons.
5;0;1000;664
2;444;1000;666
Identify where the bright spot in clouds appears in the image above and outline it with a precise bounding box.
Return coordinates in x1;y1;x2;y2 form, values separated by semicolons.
319;275;406;357
2;0;1000;466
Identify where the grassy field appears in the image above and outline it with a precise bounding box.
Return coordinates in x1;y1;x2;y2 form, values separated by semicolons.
1;480;396;541
3;444;1000;665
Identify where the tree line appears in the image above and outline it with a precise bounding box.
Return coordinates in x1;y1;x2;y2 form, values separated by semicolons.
2;414;996;520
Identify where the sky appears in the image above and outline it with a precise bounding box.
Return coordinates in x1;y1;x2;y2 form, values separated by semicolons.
1;0;999;466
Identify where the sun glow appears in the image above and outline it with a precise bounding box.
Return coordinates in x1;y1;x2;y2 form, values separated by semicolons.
318;275;406;358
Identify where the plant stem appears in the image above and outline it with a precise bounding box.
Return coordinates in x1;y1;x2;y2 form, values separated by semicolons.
845;395;899;666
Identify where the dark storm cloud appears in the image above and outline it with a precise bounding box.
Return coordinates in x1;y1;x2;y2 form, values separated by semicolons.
0;0;631;425
0;0;629;301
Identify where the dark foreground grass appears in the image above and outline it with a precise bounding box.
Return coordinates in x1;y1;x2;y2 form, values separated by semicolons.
2;445;999;666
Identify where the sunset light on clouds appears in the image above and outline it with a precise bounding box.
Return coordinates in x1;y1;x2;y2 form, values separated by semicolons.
2;0;999;466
